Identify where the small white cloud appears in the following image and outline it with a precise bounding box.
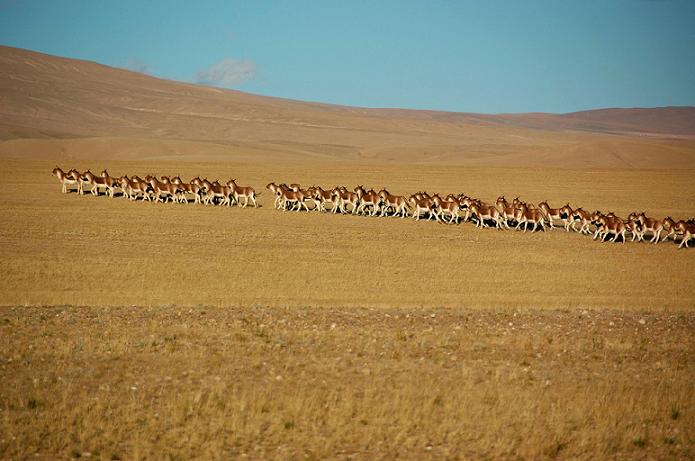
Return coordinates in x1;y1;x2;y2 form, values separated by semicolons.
196;58;256;87
126;58;151;75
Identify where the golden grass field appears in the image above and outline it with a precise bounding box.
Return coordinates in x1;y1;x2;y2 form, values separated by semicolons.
0;158;694;460
1;46;695;460
1;305;692;460
1;159;694;309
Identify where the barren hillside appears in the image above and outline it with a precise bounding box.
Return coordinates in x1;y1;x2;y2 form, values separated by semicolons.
1;45;694;167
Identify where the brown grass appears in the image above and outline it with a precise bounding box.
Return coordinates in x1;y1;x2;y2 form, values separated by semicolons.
1;306;692;460
1;159;694;460
1;159;694;310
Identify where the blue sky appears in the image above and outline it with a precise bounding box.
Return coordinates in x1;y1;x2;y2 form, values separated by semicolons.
1;0;694;113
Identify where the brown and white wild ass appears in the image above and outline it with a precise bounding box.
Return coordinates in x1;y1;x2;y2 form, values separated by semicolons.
52;167;82;194
515;203;546;232
227;179;258;208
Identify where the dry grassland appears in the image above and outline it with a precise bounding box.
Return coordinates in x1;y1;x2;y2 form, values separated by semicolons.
0;159;694;460
1;306;693;460
1;47;694;460
1;159;694;309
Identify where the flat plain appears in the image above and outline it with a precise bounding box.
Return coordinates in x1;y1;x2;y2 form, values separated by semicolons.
1;159;695;310
1;159;694;460
1;305;692;460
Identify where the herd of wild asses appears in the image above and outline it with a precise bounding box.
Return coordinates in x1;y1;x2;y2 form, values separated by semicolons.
52;167;257;207
268;182;695;248
53;167;694;248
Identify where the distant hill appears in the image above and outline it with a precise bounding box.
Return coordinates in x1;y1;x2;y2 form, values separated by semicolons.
1;45;694;168
496;107;695;137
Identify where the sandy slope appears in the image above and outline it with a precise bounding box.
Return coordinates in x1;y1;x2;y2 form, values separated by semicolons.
1;45;694;168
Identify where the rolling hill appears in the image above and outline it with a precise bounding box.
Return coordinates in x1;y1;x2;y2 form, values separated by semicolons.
1;45;694;168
